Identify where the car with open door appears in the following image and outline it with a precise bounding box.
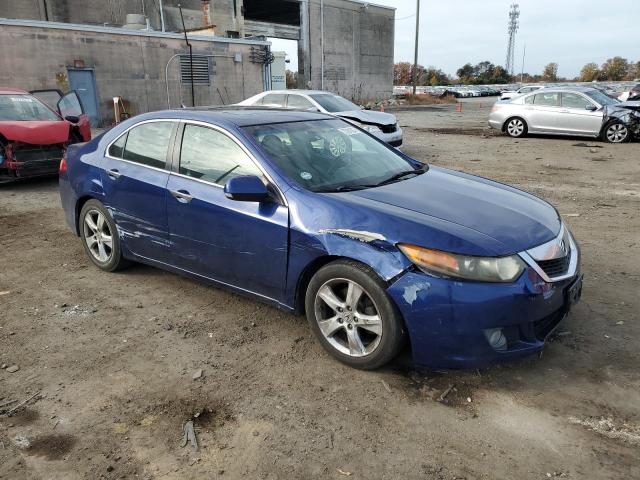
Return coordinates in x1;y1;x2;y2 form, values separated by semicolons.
0;87;91;182
59;108;582;371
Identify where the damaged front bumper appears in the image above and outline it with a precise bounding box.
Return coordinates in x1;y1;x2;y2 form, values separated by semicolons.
0;142;65;181
387;267;582;369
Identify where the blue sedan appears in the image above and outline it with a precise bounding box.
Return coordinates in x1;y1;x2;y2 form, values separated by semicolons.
59;109;582;370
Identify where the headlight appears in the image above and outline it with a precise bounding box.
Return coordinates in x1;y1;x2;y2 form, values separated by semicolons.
356;122;381;134
398;244;526;283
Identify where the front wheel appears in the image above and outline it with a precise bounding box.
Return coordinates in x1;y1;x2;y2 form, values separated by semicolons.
79;199;130;272
602;121;630;143
504;117;528;138
305;260;405;370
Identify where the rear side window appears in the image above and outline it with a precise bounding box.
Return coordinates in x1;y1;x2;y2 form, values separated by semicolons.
534;92;560;107
524;95;534;104
261;94;286;107
179;124;262;185
108;133;127;158
121;121;174;169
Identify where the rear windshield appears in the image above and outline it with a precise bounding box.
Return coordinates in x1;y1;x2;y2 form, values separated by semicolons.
0;94;59;121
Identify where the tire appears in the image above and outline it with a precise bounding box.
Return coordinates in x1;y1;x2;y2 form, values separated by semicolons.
79;199;130;272
504;117;528;138
602;121;630;143
305;259;405;370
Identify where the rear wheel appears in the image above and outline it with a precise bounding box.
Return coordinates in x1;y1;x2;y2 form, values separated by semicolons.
505;117;528;138
79;199;129;272
603;121;630;143
305;260;405;370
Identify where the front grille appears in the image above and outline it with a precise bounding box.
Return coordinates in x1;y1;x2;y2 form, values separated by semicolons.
537;255;570;278
380;123;398;134
13;145;65;163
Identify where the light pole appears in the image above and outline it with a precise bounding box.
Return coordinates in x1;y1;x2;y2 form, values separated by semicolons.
412;0;421;95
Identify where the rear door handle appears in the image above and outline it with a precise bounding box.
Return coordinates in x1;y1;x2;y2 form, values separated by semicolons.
560;109;570;113
107;169;122;180
170;189;193;203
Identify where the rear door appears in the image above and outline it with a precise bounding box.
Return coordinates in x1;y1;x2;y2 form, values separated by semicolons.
557;92;603;136
527;91;561;132
101;120;178;261
165;122;289;301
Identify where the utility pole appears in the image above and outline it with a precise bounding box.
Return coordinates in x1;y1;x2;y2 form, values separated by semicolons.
520;44;526;83
412;0;421;95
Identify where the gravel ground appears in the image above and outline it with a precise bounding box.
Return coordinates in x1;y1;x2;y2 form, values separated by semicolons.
1;98;639;479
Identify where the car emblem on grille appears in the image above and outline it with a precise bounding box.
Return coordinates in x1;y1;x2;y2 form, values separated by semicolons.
558;238;568;256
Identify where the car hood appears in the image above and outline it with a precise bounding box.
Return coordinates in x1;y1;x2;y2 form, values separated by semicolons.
335;109;397;126
334;166;561;256
0;120;70;145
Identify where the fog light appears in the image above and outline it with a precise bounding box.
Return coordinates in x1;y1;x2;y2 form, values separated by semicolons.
484;328;507;352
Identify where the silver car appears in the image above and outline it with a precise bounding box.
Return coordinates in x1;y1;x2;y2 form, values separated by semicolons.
489;87;632;143
238;90;403;147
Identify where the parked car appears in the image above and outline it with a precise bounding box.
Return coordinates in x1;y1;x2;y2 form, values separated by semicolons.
237;90;403;147
60;108;582;370
0;87;91;182
489;87;639;143
500;85;545;100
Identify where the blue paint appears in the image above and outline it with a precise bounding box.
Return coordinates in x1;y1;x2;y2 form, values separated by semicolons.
59;109;581;369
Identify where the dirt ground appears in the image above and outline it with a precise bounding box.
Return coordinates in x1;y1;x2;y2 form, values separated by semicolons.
1;98;639;479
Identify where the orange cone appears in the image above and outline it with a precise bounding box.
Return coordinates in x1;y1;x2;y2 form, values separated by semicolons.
380;104;385;112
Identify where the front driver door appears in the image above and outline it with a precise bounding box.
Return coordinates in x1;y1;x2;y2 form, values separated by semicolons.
101;120;178;261
558;92;603;136
166;122;289;302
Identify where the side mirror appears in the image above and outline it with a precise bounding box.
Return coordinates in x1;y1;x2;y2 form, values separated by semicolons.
585;104;598;111
65;115;80;124
224;175;271;203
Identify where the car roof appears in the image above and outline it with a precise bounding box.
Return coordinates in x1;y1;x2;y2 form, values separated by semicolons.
133;107;333;128
258;90;336;96
538;86;598;93
0;87;29;95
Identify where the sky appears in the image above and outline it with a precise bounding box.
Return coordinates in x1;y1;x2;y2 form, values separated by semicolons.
270;0;640;79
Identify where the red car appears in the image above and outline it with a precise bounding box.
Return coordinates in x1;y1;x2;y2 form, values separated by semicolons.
0;87;91;182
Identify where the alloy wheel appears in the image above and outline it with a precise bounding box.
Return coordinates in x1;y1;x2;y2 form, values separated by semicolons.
507;119;525;137
82;209;113;263
314;278;383;357
606;123;628;143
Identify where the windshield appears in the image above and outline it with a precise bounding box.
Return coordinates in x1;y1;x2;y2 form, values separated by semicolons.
0;94;59;121
310;94;360;113
244;119;423;192
585;90;620;107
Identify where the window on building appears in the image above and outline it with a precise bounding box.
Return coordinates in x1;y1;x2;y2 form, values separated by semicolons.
180;55;211;85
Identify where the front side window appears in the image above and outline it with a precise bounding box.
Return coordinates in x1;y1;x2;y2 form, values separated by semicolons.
562;93;594;110
179;124;262;185
309;94;360;113
244;119;421;192
121;121;174;169
261;94;286;107
287;95;314;109
534;92;560;107
0;94;59;121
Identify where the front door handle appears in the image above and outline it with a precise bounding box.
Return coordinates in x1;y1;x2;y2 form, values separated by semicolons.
170;189;193;203
107;169;122;180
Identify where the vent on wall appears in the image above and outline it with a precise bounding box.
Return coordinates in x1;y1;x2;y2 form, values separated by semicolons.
180;55;211;85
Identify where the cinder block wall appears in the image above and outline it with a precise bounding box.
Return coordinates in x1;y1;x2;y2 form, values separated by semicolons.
307;0;394;102
0;22;266;126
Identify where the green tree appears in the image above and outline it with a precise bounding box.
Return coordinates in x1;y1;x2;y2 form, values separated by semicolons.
542;63;559;82
580;63;600;82
632;61;640;80
456;63;474;83
600;57;630;81
456;61;511;84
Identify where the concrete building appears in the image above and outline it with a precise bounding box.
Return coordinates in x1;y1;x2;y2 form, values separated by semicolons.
0;0;394;124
